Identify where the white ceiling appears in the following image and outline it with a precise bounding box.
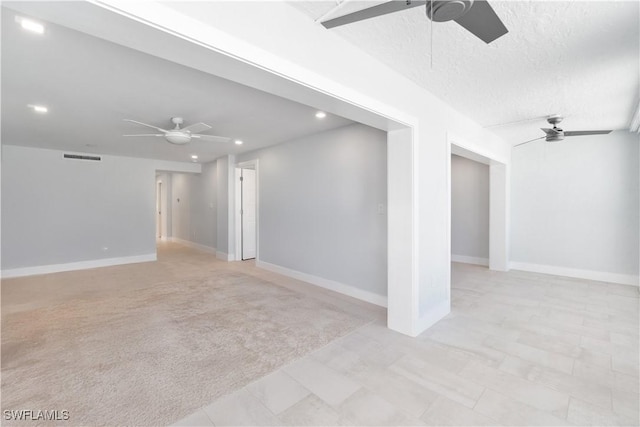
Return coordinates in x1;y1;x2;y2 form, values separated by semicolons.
1;6;354;163
292;0;639;146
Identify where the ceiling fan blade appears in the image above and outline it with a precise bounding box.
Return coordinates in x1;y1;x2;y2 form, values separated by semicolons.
181;122;212;134
454;0;508;44
123;119;168;133
192;134;232;143
513;136;545;148
321;1;426;29
123;134;164;137
564;130;612;137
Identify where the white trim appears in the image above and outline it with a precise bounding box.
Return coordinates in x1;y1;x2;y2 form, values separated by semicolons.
415;299;451;336
234;167;242;262
447;133;510;274
256;260;387;308
448;132;509;166
234;159;260;263
510;261;639;287
169;237;216;255
1;253;157;279
451;254;490;267
216;251;234;261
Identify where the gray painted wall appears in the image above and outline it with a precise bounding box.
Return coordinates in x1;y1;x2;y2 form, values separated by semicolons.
451;154;490;259
238;123;388;296
216;156;230;254
511;131;639;275
1;145;198;270
192;161;217;249
170;161;217;249
171;173;192;241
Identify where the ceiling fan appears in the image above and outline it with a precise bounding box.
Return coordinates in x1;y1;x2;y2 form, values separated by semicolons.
123;117;231;145
321;0;508;44
515;115;613;147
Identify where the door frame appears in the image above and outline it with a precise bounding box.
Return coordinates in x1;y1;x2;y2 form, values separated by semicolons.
156;180;162;239
447;133;510;272
234;159;259;262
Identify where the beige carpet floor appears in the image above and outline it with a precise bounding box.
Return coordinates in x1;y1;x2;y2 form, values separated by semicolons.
2;269;371;426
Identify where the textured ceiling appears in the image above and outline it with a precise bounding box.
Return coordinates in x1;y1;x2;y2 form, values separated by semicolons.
1;6;354;163
292;1;639;146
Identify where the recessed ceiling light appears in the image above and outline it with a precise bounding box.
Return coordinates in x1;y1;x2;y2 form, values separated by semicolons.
191;154;198;159
17;17;45;34
234;140;243;145
28;104;48;113
315;111;326;119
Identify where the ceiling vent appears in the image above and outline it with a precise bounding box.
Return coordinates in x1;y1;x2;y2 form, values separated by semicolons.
64;154;101;161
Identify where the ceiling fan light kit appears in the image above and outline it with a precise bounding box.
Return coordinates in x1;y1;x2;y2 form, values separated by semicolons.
164;131;191;145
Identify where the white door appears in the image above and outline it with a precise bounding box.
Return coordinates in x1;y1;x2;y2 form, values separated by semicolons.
156;181;162;239
241;169;257;260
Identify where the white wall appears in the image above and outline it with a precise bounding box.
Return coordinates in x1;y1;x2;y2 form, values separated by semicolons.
237;124;387;298
451;155;490;263
511;131;639;285
1;145;199;276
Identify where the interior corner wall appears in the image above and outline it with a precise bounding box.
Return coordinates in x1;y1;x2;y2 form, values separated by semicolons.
1;145;199;274
237;123;388;297
451;154;490;263
511;131;640;284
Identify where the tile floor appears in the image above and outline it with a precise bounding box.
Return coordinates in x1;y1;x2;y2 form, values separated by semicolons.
173;263;639;426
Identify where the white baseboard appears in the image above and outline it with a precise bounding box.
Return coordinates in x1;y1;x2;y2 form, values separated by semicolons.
256;260;387;307
1;253;157;279
415;299;451;336
216;252;234;261
451;254;489;267
510;261;639;287
169;237;217;255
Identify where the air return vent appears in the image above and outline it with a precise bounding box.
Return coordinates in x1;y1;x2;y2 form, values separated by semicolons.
63;154;101;161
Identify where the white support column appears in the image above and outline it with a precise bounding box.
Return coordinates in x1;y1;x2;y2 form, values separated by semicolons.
490;161;510;271
387;128;418;336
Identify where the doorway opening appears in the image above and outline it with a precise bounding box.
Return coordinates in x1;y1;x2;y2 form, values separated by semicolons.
156;179;163;240
448;139;509;272
235;160;258;261
450;154;490;267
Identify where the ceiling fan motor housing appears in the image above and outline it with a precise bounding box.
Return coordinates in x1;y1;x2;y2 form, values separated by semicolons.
426;0;475;22
545;115;564;142
546;132;565;142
